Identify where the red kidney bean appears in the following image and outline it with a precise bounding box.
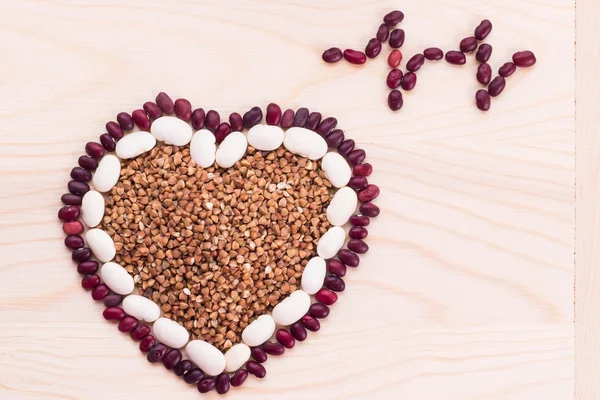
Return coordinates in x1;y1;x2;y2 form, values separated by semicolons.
81;274;100;289
388;49;402;68
130;324;151;340
118;316;138;333
488;76;506;97
215;373;230;394
358;184;380;202
325;129;345;148
231;369;248;387
191;108;206;130
365;38;382;59
99;133;116;152
306;112;322;131
227;112;242;132
388;89;404;111
445;51;466;65
377;24;390;42
293;108;309;127
343;49;367;65
317;117;337;137
360;202;380;217
338;249;360;267
407;54;425;72
513;50;536;67
324;275;346;292
163;348;182;370
72;247;91;262
309;303;330;319
103;306;125;321
327;259;347;277
476;44;493;63
58;205;80;221
477;63;492;85
266;103;282;125
205;110;220;132
184;368;205;384
139;335;156;353
401;72;417;91
338;139;355;157
147;343;168;363
68;180;90;195
143;101;163;120
290;321;307;341
316;288;338;305
389;29;405;48
475;19;493;40
156;92;174;114
301;315;320;332
78;155;98;170
243;106;263;128
105;121;124;140
424;47;444;61
499;62;517;77
85;142;104;159
353;163;372;176
132;109;151;130
387;69;403;89
280;109;294;128
116;112;134;131
174;360;193;377
77;260;99;275
459;36;478;53
349;226;368;239
246;361;266;379
214;122;232;144
263;341;285;356
251;346;268;363
384;10;404;27
475;89;492;111
173;98;191;121
61;193;82;205
322;47;343;63
63;220;83;235
104;293;124;307
349;215;370;226
276;329;295;349
64;235;84;249
348;239;369;254
197;376;216;392
349;176;368;190
347;149;366;166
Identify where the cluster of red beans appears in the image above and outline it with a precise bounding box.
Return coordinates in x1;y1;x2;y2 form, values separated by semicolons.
322;11;537;112
58;92;380;395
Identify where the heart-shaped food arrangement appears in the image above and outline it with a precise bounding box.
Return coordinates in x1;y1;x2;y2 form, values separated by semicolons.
58;93;380;395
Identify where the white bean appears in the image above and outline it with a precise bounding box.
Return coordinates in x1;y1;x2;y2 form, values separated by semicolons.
190;129;216;168
224;343;251;373
85;228;116;262
122;294;161;322
153;318;189;349
283;127;327;160
317;226;345;260
326;187;357;226
100;262;134;295
115;131;156;159
81;190;104;228
321;152;351;188
151;116;193;146
92;155;120;193
300;257;327;295
247;124;284;151
271;290;311;326
186;340;227;376
215;131;247;168
241;314;275;347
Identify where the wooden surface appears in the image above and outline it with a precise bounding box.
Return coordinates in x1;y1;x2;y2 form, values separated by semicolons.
0;0;581;399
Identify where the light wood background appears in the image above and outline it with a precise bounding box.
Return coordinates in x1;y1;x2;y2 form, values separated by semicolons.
0;0;587;398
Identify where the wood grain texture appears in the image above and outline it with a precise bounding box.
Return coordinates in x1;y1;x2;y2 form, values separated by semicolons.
0;0;576;399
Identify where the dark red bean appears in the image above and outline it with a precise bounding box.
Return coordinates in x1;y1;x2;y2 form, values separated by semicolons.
139;335;155;353
103;306;125;321
358;184;380;202
191;108;206;130
214;122;232;144
243;106;263;129
147;343;168;363
389;29;405;48
64;235;84;249
118;316;138;332
105;121;124;140
407;54;425;72
499;62;517;77
309;303;330;319
276;329;296;349
513;50;536;67
475;19;493;41
477;63;492;85
68;180;90;195
163;349;182;370
347;239;369;254
301;315;321;332
85;142;104;159
290;322;307;341
215;373;230;394
72;247;91;262
58;205;80;221
424;47;444;61
173;98;191;121
338;139;355;157
132;109;151;130
460;36;478;53
349;176;368;190
388;89;404;111
476;44;493;63
81;274;100;289
63;221;84;236
61;193;82;205
386;69;403;89
77;260;99;275
293;108;309;127
315;288;338;305
143;101;163;120
205;110;220;132
446;51;466;65
384;10;404;27
401;73;417;91
116;112;134;131
322;47;343;63
365;38;382;59
130;324;151;340
475;90;492;111
198;377;217;394
246;361;266;379
488;76;506;97
104;294;124;307
353;163;372;176
349;226;368;239
347;149;366;166
325;275;346;292
251;346;268;363
350;215;370;226
327;259;347;277
325;129;345;148
266;103;282;125
280;109;294;128
78;155;98;170
99;133;116;152
317;117;337;137
231;369;248;387
360;202;380;217
388;50;402;68
376;24;390;42
184;368;205;384
306;112;322;131
174;360;193;377
338;249;360;267
263;341;285;356
156;92;174;114
343;49;367;65
226;112;241;132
